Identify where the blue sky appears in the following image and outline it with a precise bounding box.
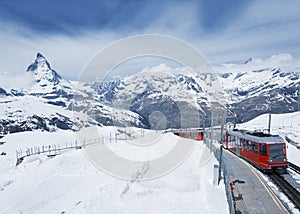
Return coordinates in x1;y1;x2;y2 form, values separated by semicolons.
0;0;299;80
0;0;248;35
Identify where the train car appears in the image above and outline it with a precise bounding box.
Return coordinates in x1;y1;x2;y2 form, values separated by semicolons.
203;128;224;144
225;129;288;172
172;129;203;141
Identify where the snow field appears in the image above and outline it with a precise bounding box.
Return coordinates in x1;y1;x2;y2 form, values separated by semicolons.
0;128;228;214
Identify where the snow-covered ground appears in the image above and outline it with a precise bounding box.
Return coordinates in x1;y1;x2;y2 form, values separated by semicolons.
237;111;300;165
0;127;228;214
0;95;72;120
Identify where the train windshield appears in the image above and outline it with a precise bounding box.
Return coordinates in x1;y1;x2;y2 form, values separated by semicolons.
269;144;285;161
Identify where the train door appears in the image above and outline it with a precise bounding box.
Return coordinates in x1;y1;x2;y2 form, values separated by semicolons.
199;131;203;141
236;137;240;156
258;143;268;169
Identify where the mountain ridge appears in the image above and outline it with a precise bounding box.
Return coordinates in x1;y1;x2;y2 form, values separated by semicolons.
0;53;299;134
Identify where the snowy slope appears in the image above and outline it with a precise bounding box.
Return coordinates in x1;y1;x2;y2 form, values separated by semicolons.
219;67;298;104
0;128;228;214
112;66;200;109
0;95;78;132
215;54;300;122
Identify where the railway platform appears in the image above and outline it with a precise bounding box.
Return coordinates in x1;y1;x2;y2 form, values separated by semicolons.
223;150;288;214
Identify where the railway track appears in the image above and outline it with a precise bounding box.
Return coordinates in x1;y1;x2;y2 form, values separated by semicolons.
268;173;300;211
288;162;300;174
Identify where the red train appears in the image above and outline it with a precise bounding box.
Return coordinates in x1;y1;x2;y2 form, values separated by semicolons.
171;129;203;141
205;128;288;172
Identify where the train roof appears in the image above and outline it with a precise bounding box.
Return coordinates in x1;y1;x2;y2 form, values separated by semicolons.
227;129;285;144
166;128;203;133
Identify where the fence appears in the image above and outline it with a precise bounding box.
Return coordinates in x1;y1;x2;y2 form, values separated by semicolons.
203;131;235;214
15;129;145;165
16;141;81;159
14;128;235;213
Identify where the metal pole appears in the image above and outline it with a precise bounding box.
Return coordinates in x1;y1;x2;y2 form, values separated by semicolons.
203;117;206;142
220;112;225;144
298;87;300;111
210;110;214;152
268;112;271;135
218;145;223;185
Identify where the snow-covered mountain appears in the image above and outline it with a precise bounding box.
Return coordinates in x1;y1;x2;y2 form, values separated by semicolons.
0;95;93;133
0;53;148;134
94;66;214;129
0;53;299;134
0;53;79;133
95;60;299;126
215;55;300;122
25;53;73;101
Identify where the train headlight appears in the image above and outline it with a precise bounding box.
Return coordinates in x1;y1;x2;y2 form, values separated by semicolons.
267;159;273;162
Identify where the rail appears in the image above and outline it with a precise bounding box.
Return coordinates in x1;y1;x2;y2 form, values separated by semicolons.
288;162;300;174
268;173;300;211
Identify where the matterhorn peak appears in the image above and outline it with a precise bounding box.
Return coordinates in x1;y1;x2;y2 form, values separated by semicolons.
36;52;45;58
27;52;52;72
25;52;67;90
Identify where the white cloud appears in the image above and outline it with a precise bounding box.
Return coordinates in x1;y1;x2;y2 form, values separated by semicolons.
0;0;299;83
0;21;120;81
214;53;300;74
0;72;35;91
189;1;300;64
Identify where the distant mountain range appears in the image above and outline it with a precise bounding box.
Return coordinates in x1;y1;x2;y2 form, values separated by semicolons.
0;53;299;134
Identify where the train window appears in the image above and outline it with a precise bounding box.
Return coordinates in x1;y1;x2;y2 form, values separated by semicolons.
239;138;243;147
260;144;267;156
243;139;248;149
240;138;244;147
228;135;235;146
269;144;285;161
248;141;252;151
253;142;258;153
